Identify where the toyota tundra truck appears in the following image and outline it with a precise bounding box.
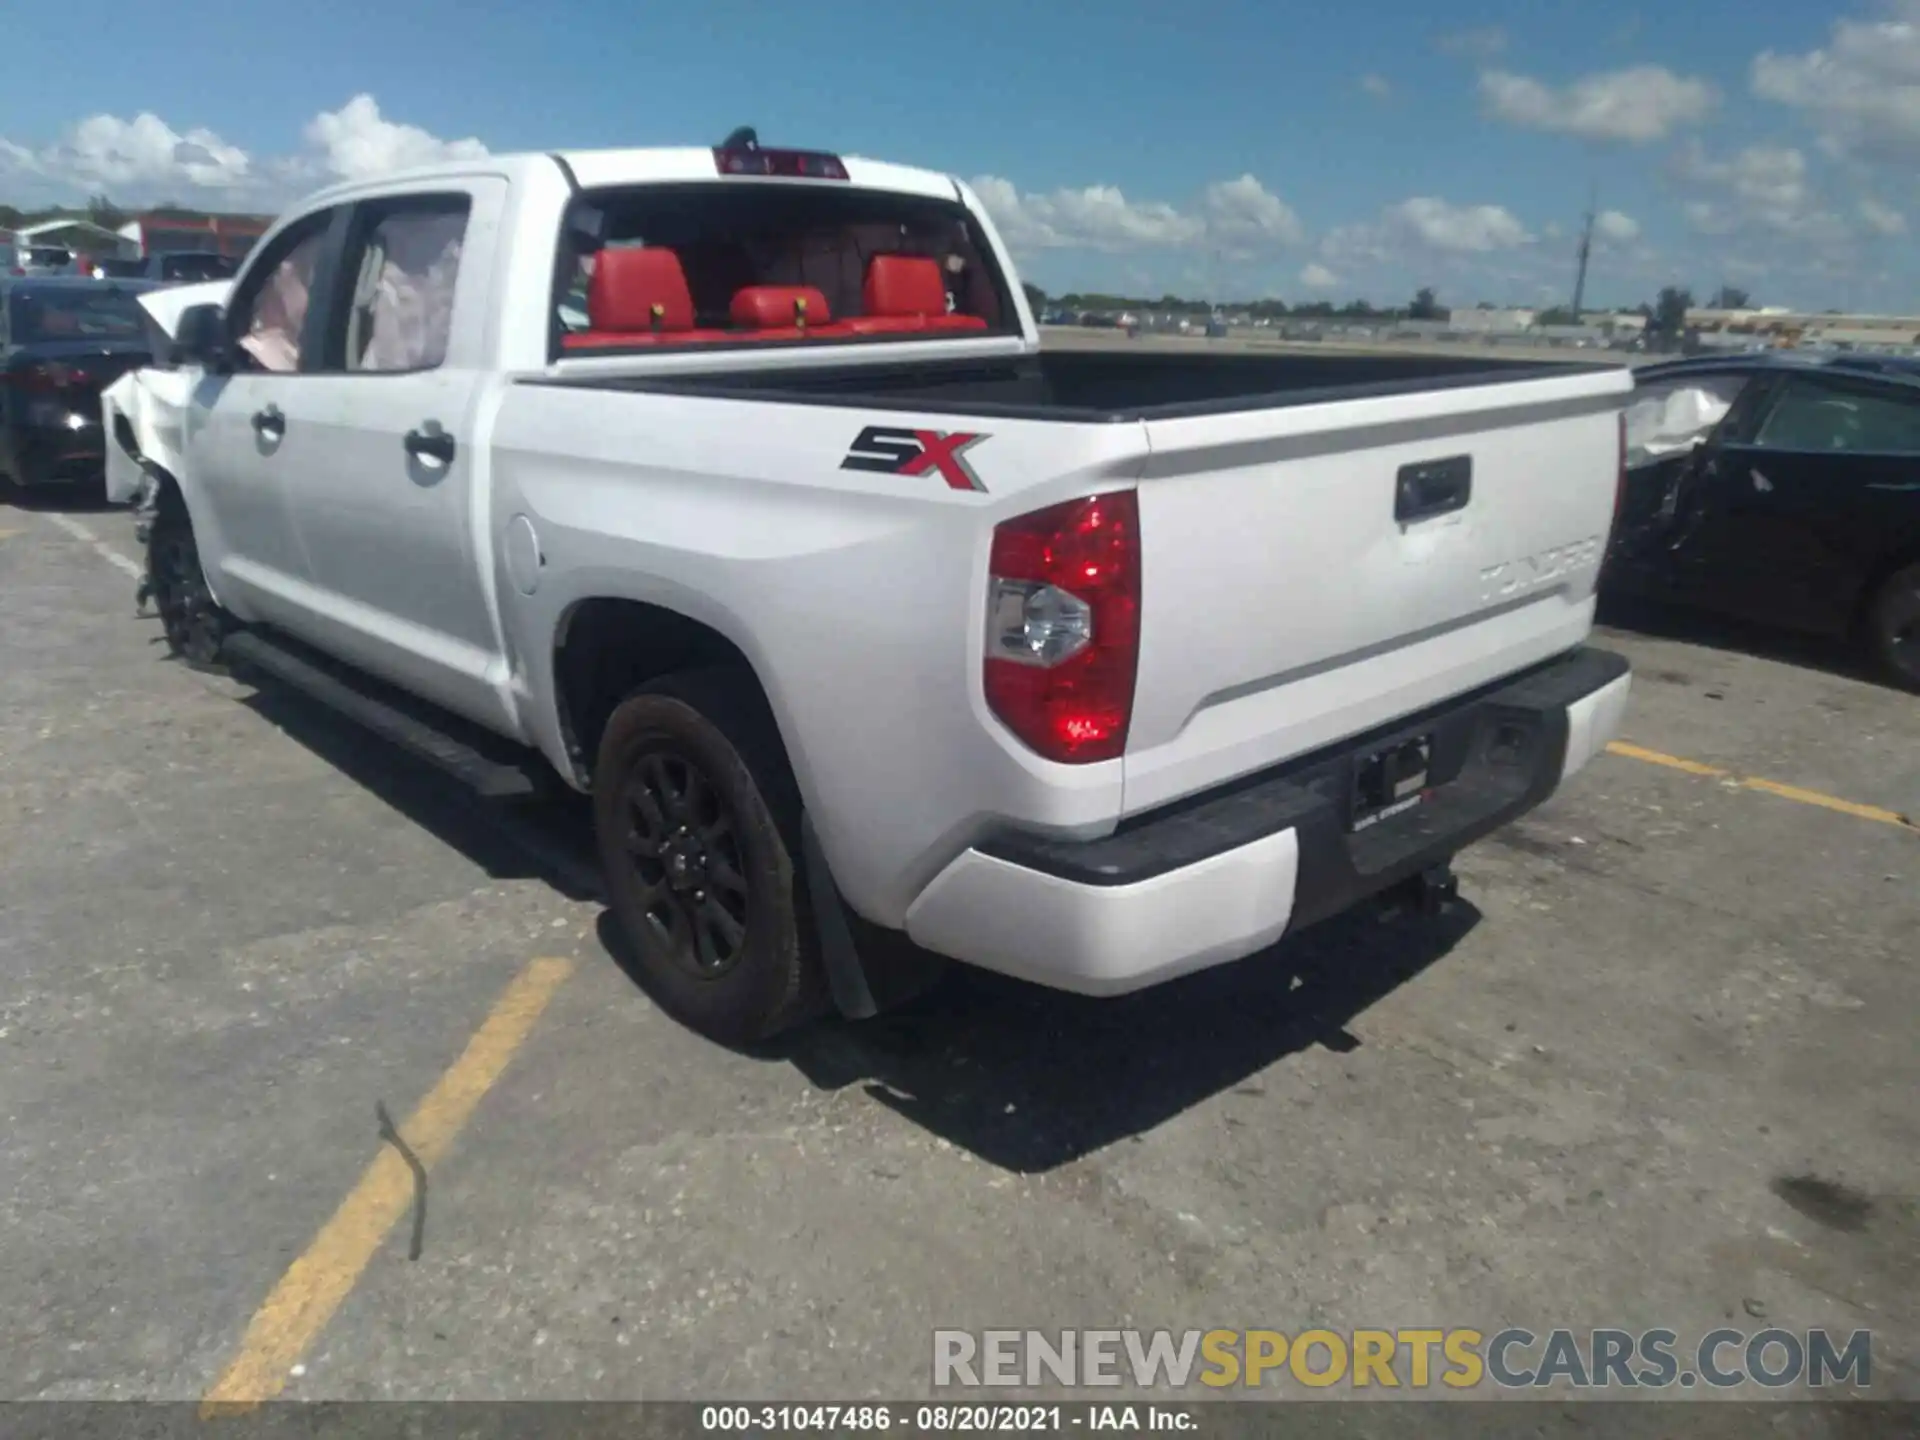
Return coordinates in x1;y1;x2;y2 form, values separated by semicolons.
109;133;1635;1045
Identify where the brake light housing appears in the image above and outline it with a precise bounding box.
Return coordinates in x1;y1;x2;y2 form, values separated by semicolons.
983;490;1141;764
713;147;849;181
3;362;68;392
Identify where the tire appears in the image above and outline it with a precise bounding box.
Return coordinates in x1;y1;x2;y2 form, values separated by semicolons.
592;668;826;1046
147;492;230;667
1867;562;1920;693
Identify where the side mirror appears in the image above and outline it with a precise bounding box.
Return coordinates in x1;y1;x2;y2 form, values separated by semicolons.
170;304;230;370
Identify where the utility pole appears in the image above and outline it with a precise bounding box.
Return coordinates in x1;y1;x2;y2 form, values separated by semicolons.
1570;184;1596;318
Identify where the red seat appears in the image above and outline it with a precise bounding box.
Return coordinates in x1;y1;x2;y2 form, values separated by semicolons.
728;285;852;339
561;247;731;349
844;255;990;335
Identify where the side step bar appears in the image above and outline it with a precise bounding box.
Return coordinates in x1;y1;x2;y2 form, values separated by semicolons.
222;630;546;800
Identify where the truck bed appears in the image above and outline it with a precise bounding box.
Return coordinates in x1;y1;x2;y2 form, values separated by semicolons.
542;347;1620;422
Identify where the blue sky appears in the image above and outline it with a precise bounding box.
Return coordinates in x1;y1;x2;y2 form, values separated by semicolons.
2;1;1915;312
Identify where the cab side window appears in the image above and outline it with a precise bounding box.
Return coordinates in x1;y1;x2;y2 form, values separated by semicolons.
336;197;471;373
228;213;336;375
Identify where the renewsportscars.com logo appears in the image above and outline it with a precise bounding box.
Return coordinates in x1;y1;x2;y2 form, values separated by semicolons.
932;1327;1874;1392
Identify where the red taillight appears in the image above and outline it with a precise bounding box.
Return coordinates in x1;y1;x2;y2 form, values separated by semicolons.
983;490;1141;764
713;146;849;180
2;362;63;392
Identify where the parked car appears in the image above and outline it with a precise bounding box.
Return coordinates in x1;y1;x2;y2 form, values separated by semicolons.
1605;354;1920;689
0;277;157;492
108;136;1633;1046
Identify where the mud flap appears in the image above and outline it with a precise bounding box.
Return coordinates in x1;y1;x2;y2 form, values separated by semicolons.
801;809;949;1021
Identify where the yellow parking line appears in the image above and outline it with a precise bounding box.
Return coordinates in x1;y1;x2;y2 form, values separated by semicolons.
1604;742;1915;832
200;955;575;1415
1604;741;1728;778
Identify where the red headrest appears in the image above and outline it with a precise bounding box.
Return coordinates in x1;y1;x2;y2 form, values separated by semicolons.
730;285;832;329
864;255;949;318
588;247;695;332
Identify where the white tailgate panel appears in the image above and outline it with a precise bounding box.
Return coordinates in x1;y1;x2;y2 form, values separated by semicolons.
1124;375;1629;815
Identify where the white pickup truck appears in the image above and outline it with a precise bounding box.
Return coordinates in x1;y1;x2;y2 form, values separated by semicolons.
108;135;1634;1045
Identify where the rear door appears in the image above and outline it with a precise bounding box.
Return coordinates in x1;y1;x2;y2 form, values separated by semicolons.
271;182;511;731
1121;365;1633;814
1676;371;1920;634
180;205;342;624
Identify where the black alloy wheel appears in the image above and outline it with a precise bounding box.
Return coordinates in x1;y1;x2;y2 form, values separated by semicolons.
592;670;824;1045
620;746;753;978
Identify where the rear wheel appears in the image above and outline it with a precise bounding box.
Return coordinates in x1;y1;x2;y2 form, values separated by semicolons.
147;495;230;667
591;669;825;1046
1868;562;1920;693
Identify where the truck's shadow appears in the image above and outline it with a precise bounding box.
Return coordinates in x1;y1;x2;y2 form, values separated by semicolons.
601;897;1480;1173
231;667;1480;1174
1595;592;1896;692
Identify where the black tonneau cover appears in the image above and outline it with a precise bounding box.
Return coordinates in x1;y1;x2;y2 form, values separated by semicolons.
541;348;1620;423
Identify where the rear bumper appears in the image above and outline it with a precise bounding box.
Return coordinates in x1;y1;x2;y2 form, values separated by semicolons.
903;646;1631;995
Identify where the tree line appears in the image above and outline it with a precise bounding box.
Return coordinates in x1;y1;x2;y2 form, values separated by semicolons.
1024;281;1793;339
0;193;224;233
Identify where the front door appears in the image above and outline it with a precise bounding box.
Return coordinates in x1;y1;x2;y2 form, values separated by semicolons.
271;184;512;732
180;208;343;626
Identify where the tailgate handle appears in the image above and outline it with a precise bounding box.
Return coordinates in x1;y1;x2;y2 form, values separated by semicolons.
1395;455;1472;523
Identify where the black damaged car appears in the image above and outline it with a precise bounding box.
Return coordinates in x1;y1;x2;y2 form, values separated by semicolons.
1604;353;1920;691
0;277;158;495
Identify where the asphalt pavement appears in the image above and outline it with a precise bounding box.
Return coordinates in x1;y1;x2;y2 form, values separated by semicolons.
0;489;1914;1418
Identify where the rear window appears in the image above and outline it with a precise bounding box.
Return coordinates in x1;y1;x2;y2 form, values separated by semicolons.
553;181;1013;356
26;247;72;267
160;252;238;282
9;287;147;342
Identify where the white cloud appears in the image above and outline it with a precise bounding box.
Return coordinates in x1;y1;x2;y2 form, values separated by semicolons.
1435;26;1508;60
1859;196;1908;236
0;111;253;192
970;172;1300;254
1360;73;1393;100
1200;174;1305;250
1752;5;1920;162
1391;197;1533;252
1298;262;1340;289
1479;65;1718;143
1320;196;1533;279
1669;141;1853;247
1594;209;1641;245
302;94;488;183
0;94;486;203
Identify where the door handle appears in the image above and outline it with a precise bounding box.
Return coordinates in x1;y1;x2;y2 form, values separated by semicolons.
251;403;285;437
404;425;456;464
1395;454;1472;523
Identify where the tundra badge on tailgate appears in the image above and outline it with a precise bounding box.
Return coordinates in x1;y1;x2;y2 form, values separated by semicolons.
841;425;990;493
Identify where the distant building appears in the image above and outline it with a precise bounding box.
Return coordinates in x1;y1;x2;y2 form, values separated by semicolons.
117;211;274;260
1447;307;1537;335
1587;312;1647;336
13;217;138;261
1686;307;1920;353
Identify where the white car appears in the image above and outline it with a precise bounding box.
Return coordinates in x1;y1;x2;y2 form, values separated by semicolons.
109;135;1634;1045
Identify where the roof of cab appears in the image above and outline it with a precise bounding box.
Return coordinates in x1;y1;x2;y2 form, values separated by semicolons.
285;147;965;213
555;146;961;201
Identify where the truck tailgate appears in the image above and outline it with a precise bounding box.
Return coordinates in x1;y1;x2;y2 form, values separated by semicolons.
1123;366;1632;815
